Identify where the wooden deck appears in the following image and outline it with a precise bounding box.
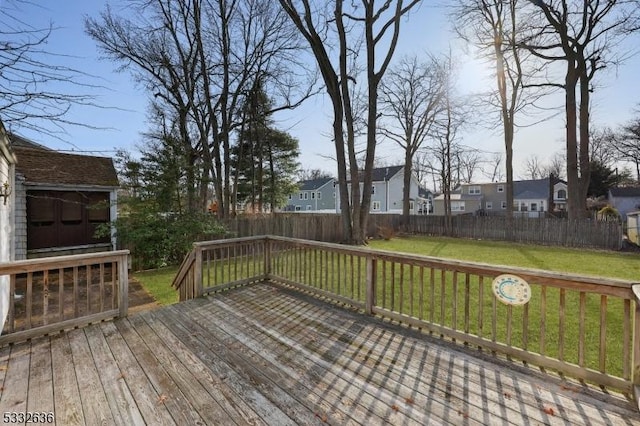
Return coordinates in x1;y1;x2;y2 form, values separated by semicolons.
1;282;639;425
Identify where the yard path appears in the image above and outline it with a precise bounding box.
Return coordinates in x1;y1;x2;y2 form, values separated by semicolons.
127;277;161;314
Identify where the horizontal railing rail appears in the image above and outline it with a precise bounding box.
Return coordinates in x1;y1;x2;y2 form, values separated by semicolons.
173;235;640;400
0;250;129;346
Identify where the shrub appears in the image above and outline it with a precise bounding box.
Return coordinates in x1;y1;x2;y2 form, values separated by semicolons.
97;201;226;270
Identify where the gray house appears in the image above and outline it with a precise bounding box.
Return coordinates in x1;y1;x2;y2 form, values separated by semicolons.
608;187;640;220
284;177;336;212
336;166;426;214
433;177;567;217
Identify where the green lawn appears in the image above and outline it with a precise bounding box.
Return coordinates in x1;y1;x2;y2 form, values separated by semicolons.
368;236;640;281
133;266;179;305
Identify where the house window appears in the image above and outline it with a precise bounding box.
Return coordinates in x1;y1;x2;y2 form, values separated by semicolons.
372;201;381;211
303;192;308;200
371;185;376;195
520;202;528;211
451;201;465;211
501;201;507;209
333;191;336;198
295;206;301;211
317;192;322;200
469;186;481;195
311;192;315;199
306;205;312;210
299;193;303;200
409;201;414;211
557;189;567;200
531;203;538;212
486;202;492;210
497;185;504;193
288;194;292;200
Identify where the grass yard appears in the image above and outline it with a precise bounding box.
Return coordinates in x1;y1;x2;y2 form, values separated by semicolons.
133;266;179;305
368;235;640;281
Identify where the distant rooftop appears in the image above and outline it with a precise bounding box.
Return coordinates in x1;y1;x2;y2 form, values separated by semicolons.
298;177;334;191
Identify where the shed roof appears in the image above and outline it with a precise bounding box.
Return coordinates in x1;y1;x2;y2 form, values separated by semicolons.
13;146;119;187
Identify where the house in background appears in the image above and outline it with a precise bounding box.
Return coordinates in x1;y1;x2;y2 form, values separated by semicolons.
418;187;434;214
11;134;119;259
0;121;17;331
284;177;336;212
608;187;640;221
336;166;427;214
513;177;567;217
432;182;494;216
432;177;567;217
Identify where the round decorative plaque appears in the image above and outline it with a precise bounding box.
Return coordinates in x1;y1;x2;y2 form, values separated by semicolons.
492;274;531;306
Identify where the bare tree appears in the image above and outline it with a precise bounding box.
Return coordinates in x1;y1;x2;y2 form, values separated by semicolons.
614;114;640;180
430;56;468;234
379;54;445;225
452;0;545;222
522;154;543;179
482;152;505;182
524;0;640;218
86;0;311;216
1;1;102;138
589;126;618;168
543;151;565;180
457;148;483;183
298;168;333;181
278;0;420;244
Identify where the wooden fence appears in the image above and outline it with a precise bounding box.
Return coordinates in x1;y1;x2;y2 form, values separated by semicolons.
172;235;640;398
222;213;623;250
0;250;129;346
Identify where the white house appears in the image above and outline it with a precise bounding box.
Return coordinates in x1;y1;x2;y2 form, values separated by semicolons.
0;121;17;331
336;166;427;214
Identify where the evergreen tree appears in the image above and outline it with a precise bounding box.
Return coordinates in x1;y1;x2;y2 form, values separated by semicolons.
231;84;300;212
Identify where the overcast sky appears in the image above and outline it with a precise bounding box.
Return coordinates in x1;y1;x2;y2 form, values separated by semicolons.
5;1;640;187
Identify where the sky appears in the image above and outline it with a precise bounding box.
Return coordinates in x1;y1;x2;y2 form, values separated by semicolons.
3;1;640;187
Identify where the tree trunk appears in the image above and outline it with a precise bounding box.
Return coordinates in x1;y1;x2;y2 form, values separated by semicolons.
578;61;591;218
402;150;412;227
565;62;580;220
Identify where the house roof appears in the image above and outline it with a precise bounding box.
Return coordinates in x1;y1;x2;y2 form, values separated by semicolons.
13;146;119;187
298;177;333;191
371;165;403;182
609;187;640;198
9;133;52;150
513;178;554;199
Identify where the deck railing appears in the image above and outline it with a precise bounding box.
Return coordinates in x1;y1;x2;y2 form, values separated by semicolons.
172;235;640;401
0;250;129;346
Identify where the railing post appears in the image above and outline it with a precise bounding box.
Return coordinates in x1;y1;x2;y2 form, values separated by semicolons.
632;285;640;410
194;245;203;298
264;237;271;279
366;256;377;315
118;253;129;318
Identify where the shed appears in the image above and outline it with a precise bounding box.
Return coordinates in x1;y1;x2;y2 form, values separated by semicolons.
627;211;640;245
11;135;119;259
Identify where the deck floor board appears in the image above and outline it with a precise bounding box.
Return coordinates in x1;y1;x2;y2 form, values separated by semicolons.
1;282;640;425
